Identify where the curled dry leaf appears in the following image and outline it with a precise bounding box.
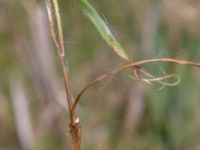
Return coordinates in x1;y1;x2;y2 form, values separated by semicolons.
73;58;200;111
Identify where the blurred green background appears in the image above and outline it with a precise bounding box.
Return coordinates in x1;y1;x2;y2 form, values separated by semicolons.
1;0;200;150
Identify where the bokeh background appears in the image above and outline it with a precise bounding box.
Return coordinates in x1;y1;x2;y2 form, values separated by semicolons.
1;0;200;150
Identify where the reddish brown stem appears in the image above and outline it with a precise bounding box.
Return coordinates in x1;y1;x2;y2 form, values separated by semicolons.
45;1;82;149
60;56;81;150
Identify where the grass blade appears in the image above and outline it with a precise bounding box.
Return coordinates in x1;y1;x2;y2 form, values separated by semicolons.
78;0;129;61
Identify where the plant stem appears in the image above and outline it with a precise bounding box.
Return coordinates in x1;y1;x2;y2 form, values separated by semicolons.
60;56;82;150
45;0;82;149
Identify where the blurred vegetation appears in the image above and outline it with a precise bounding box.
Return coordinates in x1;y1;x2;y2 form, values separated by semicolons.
0;0;200;150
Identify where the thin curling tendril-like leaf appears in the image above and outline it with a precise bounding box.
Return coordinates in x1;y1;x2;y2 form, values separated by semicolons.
73;58;200;111
128;74;181;87
131;67;181;86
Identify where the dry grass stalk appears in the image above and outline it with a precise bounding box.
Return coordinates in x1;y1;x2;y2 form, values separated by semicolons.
10;79;34;150
45;0;81;150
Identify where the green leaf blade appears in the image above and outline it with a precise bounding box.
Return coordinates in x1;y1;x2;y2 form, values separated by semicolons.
78;0;129;61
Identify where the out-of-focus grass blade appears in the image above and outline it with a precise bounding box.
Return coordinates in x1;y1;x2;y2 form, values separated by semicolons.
78;0;129;61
